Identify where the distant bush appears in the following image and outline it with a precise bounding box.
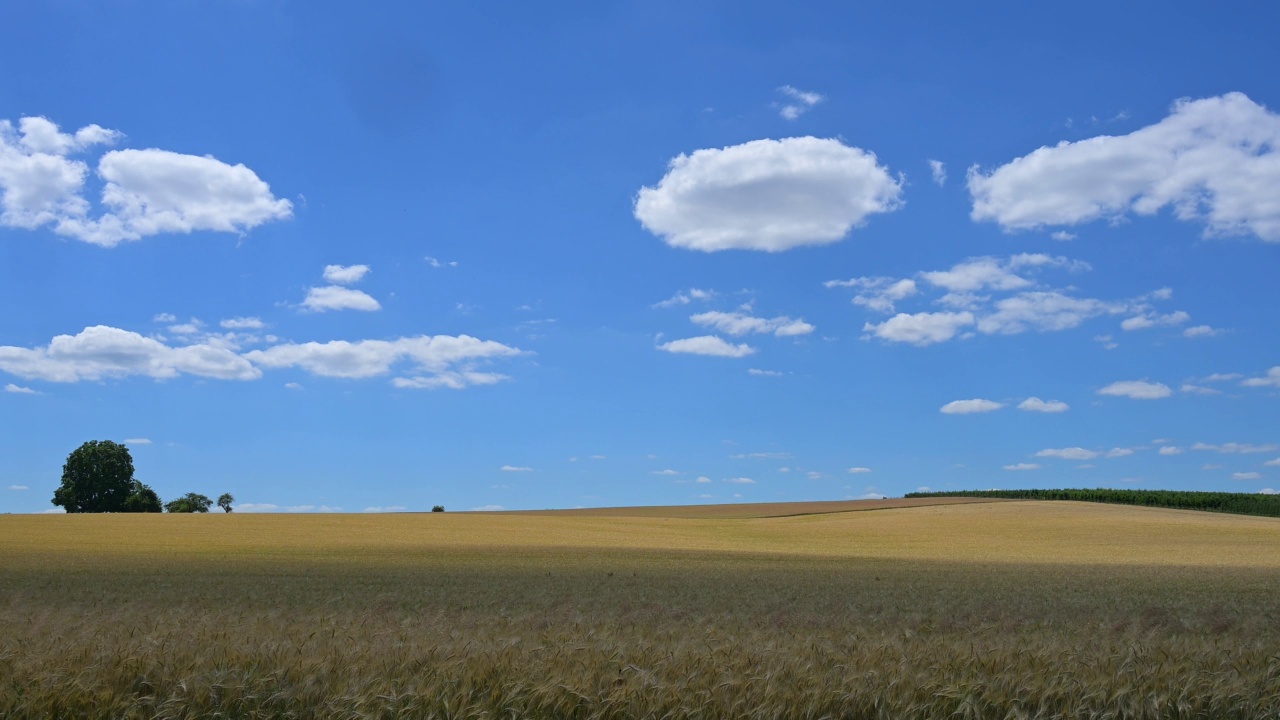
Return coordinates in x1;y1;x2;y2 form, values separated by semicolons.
432;505;445;513
905;488;1280;518
165;493;214;513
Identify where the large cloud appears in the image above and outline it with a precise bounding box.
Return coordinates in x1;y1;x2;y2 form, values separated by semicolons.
634;137;903;252
0;325;261;382
968;93;1280;241
0;116;291;246
244;335;523;385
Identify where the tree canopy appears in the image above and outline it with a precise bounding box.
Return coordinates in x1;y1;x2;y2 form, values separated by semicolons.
165;493;213;513
52;440;154;513
217;493;234;513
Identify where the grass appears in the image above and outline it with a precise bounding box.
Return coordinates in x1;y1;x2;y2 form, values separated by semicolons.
2;499;1280;718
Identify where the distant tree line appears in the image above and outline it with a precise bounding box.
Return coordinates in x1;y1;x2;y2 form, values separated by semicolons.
51;440;234;514
905;488;1280;518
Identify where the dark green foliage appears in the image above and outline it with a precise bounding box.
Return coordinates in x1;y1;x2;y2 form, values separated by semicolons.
905;488;1280;518
165;493;214;513
52;440;137;513
217;493;234;513
123;481;162;513
432;505;445;512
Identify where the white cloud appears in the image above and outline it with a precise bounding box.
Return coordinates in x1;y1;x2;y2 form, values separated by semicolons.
695;476;712;483
220;316;265;330
0;325;261;382
968;93;1280;242
124;438;151;445
653;288;717;308
8;484;28;490
1260;488;1278;495
855;492;887;500
244;334;523;384
391;371;510;390
1181;384;1220;395
1203;373;1242;383
234;503;280;513
285;505;342;513
361;506;407;513
1265;458;1280;467
776;85;824;120
1051;231;1077;241
690;310;814;337
471;505;505;511
806;471;824;480
1233;472;1262;480
4;383;37;394
424;256;458;268
1106;448;1135;458
928;159;946;186
39;508;66;513
724;477;756;484
1120;310;1191;331
1242;367;1280;388
634;137;903;252
500;465;533;472
284;382;303;390
1159;446;1183;455
730;452;790;460
978;291;1122;335
826;276;919;313
152;313;177;323
1192;442;1279;454
863;311;974;346
940;398;1004;415
1036;447;1100;460
0;117;292;246
747;368;784;377
921;254;1085;293
651;469;680;476
847;467;872;474
1018;397;1069;413
1003;463;1040;471
1182;325;1222;338
1097;380;1173;400
322;264;370;285
301;286;381;313
657;336;756;358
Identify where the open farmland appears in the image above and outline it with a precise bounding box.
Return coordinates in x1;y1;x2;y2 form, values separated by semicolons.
3;499;1280;718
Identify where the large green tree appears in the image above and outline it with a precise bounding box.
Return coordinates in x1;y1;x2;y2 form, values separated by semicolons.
52;440;151;513
165;493;214;513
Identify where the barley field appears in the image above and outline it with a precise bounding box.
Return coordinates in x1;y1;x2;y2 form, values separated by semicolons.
3;498;1280;719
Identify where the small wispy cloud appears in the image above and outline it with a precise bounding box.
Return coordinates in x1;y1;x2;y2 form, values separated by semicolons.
776;85;824;120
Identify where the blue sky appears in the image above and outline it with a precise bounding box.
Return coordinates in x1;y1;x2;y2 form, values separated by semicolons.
3;1;1279;513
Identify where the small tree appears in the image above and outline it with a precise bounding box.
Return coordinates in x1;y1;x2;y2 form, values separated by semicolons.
123;480;163;513
165;493;213;513
52;440;136;513
217;493;234;513
432;505;445;512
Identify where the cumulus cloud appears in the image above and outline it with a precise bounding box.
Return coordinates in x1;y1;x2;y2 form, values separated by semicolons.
978;291;1123;334
695;476;712;483
244;335;523;386
0;325;261;382
776;85;824;120
1183;325;1223;338
653;288;717;309
940;398;1004;414
1180;384;1219;395
424;256;458;268
4;383;37;394
847;467;872;474
1120;310;1191;331
1018;397;1069;413
1266;458;1280;467
1159;446;1184;455
220;316;265;330
863;311;974;346
968;93;1280;241
0;117;292;246
1260;488;1278;495
747;368;784;377
690;310;814;337
1098;380;1173;400
1036;447;1099;460
500;465;533;472
124;438;151;445
1242;367;1280;388
1192;442;1279;454
723;477;756;484
234;503;280;513
929;160;946;186
1233;472;1262;480
651;469;680;476
1004;463;1040;471
361;506;406;513
471;505;505;512
825;277;918;313
301;286;381;313
322;264;370;285
8;484;29;490
922;254;1086;293
1106;448;1135;458
657;336;756;358
634;137;903;252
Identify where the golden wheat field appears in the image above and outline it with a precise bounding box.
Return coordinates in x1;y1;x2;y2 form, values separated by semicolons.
3;498;1280;719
